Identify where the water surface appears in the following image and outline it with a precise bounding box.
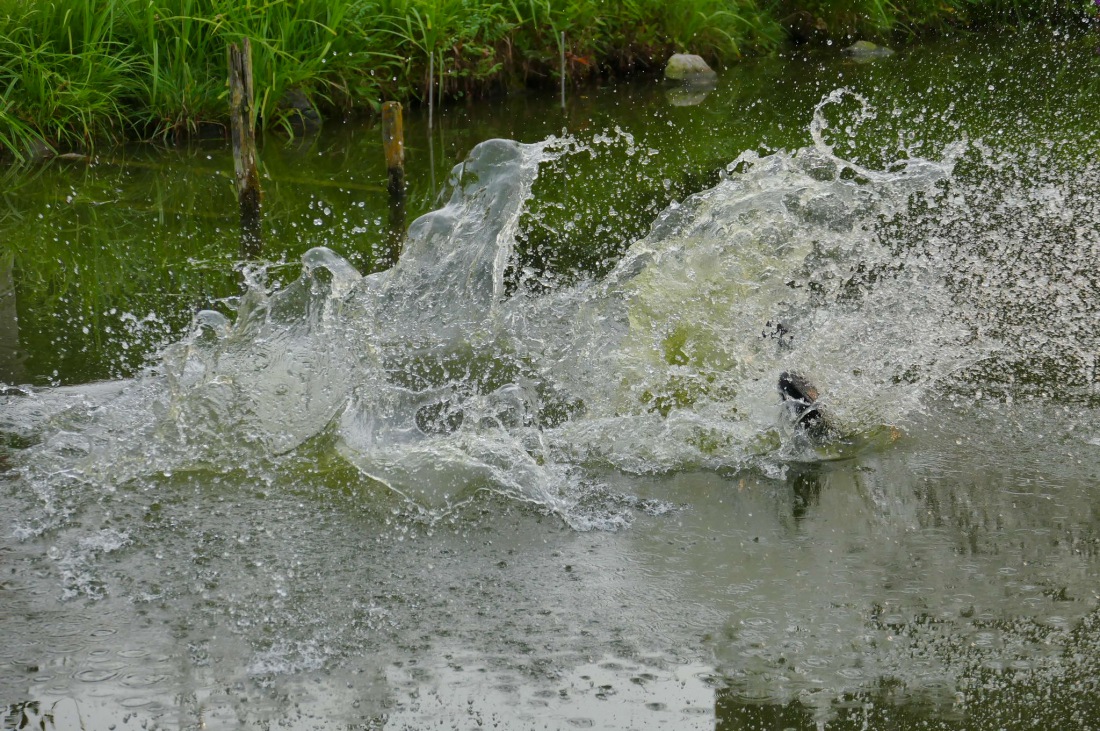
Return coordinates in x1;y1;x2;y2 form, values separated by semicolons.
2;30;1100;730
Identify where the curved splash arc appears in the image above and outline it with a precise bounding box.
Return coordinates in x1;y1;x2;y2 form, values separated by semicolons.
526;132;973;475
372;138;563;344
152;246;363;453
808;88;969;186
334;137;593;518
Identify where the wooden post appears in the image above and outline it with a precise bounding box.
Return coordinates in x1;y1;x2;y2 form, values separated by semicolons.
382;101;405;198
381;101;406;268
228;38;262;259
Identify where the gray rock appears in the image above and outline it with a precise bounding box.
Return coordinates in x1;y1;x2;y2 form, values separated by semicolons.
842;40;895;58
664;54;718;87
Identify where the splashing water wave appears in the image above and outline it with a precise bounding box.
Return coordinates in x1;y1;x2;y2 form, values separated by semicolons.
6;90;1097;531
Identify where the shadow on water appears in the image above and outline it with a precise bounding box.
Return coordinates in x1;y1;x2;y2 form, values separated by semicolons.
787;462;825;523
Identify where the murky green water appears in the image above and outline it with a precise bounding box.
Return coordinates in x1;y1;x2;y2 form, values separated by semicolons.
3;30;1100;730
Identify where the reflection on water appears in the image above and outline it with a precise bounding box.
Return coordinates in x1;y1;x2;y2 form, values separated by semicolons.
786;462;824;522
0;252;20;384
2;29;1100;731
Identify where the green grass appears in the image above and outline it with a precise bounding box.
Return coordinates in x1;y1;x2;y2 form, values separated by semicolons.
0;0;1093;160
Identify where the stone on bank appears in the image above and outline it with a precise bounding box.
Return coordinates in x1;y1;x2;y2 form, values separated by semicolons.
664;54;718;87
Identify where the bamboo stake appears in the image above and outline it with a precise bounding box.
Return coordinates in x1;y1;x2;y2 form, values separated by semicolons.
228;38;262;259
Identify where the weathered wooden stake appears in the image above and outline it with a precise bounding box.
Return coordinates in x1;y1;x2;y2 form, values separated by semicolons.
228;38;262;259
381;101;406;268
382;101;405;196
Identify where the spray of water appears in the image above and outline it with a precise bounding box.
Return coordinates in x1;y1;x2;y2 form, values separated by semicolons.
5;90;1097;534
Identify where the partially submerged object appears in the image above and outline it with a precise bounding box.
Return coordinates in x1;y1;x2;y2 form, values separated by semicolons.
778;370;834;441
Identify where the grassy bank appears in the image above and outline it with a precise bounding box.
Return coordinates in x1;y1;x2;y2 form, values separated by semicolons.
0;0;1094;160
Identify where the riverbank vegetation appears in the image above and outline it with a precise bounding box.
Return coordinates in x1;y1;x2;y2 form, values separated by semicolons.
0;0;1094;160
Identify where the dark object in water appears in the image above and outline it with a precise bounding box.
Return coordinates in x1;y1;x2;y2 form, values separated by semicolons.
762;320;794;349
778;371;832;439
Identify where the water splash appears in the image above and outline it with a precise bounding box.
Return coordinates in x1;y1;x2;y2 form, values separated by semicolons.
5;90;1096;532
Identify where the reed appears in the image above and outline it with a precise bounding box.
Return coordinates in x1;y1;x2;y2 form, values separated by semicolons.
0;106;44;163
0;0;1090;160
0;1;134;152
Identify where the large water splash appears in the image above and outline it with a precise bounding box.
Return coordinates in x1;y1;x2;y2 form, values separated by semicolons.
5;90;1097;531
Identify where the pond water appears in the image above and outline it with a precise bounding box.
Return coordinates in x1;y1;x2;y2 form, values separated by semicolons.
3;30;1100;730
